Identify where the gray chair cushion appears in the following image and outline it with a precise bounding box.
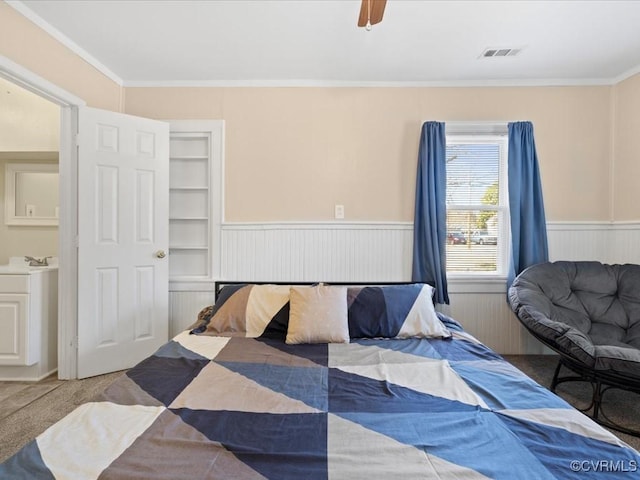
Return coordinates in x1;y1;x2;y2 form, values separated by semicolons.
509;261;640;377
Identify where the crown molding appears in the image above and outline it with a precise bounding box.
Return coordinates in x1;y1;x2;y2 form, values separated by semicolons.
123;77;618;88
611;64;640;85
7;0;123;86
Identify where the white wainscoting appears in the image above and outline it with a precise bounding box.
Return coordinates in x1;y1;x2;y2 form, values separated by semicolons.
168;290;216;338
220;222;414;283
547;222;640;264
168;221;640;354
439;291;546;355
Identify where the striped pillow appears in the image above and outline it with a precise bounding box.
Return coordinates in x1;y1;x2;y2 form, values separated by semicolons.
191;284;291;339
347;284;451;339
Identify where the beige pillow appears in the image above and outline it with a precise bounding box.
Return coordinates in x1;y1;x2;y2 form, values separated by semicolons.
286;285;349;344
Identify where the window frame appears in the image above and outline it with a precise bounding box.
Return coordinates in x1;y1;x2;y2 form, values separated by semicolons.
444;123;510;279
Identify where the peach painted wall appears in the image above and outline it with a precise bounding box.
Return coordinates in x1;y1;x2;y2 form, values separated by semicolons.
0;77;59;150
125;85;613;222
0;76;59;265
0;1;122;111
3;0;632;223
612;73;640;221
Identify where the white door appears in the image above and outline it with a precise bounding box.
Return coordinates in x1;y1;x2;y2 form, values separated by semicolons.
77;107;169;378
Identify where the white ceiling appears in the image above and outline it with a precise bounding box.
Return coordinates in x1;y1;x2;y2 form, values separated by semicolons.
10;0;640;86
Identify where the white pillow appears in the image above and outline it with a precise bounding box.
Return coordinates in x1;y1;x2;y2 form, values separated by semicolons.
286;285;349;344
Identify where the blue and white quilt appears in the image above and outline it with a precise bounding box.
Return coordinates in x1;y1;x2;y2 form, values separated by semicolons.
2;317;639;479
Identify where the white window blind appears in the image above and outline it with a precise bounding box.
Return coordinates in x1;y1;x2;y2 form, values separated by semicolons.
445;131;508;275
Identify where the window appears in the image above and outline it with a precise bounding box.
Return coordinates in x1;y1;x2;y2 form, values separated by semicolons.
445;125;508;275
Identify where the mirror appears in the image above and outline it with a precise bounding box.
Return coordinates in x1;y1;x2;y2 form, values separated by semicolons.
4;162;59;226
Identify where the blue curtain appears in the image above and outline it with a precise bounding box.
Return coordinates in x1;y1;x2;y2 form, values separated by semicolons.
412;121;449;304
507;121;549;289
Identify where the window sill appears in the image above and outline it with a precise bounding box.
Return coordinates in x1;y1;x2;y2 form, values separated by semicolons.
446;275;507;294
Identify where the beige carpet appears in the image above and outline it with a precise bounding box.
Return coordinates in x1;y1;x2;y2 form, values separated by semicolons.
0;370;124;463
1;356;639;464
0;376;63;421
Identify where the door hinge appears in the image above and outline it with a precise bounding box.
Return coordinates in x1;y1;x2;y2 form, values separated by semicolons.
75;133;80;146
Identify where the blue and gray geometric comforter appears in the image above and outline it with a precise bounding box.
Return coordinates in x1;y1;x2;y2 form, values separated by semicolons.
2;318;639;479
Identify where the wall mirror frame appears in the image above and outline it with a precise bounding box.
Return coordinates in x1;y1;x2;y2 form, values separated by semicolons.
4;162;59;226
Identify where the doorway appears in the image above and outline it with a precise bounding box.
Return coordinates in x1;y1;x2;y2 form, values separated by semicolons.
0;76;60;264
0;55;84;379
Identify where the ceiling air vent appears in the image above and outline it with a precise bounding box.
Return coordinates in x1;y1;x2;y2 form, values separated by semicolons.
480;47;522;58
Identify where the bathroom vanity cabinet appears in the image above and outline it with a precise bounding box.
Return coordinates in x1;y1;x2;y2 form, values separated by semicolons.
0;265;58;380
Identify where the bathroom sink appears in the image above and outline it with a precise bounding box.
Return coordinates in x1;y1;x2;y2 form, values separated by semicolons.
0;257;59;273
0;265;49;274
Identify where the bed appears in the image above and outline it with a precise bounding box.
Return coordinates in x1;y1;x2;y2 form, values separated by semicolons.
2;282;639;479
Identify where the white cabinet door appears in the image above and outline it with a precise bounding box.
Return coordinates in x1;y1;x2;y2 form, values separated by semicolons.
77;107;169;378
0;294;30;365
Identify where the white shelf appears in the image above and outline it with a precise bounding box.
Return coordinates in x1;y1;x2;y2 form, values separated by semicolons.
169;157;208;189
169;132;211;280
170;190;208;218
169;249;209;277
170;137;210;157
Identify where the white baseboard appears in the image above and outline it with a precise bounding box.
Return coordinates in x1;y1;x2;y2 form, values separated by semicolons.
0;368;57;382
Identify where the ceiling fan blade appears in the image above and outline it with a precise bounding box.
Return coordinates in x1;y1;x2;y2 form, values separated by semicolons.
358;0;387;27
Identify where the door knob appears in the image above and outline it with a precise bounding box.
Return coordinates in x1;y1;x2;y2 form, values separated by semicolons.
155;250;167;259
